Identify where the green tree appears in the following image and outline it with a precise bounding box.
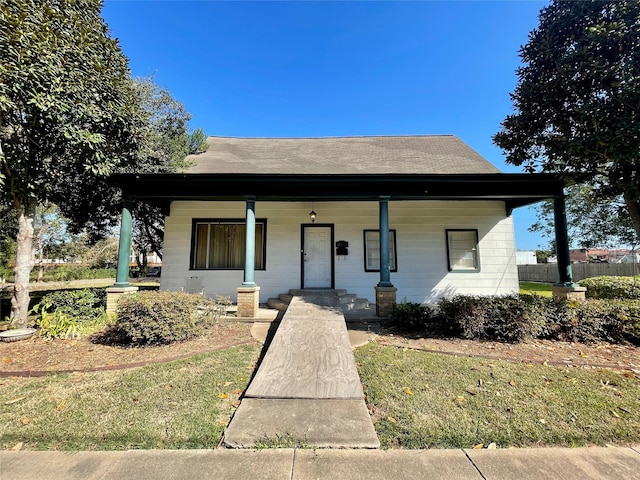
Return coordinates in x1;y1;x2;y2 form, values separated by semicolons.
189;127;208;155
128;78;207;266
529;183;638;249
494;0;640;240
0;0;142;327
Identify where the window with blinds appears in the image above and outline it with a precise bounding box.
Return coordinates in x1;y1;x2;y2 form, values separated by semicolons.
446;229;479;272
363;230;397;272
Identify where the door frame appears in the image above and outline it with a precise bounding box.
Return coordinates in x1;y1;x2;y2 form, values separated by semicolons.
300;223;335;289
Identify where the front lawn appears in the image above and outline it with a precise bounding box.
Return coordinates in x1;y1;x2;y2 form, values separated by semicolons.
0;345;259;450
356;343;640;449
3;339;640;451
519;281;553;297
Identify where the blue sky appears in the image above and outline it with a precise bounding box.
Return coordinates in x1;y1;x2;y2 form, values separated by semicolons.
102;0;550;250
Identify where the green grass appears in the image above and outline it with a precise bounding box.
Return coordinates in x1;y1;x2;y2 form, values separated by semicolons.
0;344;260;450
519;282;553;297
4;340;639;451
356;343;640;449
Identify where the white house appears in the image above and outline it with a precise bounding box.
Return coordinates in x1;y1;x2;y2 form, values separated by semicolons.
110;135;571;317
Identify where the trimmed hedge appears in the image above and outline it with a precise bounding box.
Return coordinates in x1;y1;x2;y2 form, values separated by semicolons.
579;275;640;300
389;294;640;345
111;291;220;345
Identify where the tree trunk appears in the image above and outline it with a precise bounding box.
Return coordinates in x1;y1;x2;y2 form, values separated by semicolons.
624;193;640;244
11;198;37;328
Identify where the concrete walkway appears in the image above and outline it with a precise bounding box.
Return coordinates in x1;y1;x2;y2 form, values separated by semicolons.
224;292;379;448
2;446;640;480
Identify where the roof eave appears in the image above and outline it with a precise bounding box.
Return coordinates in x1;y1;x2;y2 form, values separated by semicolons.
109;172;565;209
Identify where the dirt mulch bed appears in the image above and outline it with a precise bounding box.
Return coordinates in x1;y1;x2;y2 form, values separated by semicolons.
0;321;255;377
377;332;640;373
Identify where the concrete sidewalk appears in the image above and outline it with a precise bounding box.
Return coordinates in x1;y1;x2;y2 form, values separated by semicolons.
2;446;640;480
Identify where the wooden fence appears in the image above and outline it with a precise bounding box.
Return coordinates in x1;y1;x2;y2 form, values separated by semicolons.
518;263;640;283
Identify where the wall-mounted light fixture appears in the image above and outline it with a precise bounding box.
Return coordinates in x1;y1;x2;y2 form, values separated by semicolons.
309;201;317;223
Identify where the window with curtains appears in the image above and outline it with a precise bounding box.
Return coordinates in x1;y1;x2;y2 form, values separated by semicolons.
446;229;480;272
191;219;266;270
363;229;397;272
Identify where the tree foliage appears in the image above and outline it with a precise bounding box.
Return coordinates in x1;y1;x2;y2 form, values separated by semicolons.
127;78;208;266
530;183;638;250
494;0;640;241
0;0;142;325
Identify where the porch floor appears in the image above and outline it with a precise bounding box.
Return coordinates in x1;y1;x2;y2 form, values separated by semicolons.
223;291;379;448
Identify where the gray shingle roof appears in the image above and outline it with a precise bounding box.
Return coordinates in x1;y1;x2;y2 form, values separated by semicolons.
185;135;501;175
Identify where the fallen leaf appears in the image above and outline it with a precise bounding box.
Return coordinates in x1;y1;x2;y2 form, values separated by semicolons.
388;416;397;424
539;419;547;424
224;381;233;387
9;442;23;451
165;385;172;391
232;389;243;395
232;400;241;408
4;358;13;364
473;443;484;449
455;396;465;404
21;417;30;425
509;380;516;387
487;442;497;449
56;400;66;411
402;387;413;395
218;393;228;399
5;397;26;405
610;409;620;418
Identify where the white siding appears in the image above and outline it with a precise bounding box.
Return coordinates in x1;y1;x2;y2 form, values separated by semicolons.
160;200;518;304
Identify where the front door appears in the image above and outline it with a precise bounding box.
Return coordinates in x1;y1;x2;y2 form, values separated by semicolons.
302;225;333;288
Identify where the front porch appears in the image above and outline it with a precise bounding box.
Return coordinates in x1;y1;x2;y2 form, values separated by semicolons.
109;168;583;315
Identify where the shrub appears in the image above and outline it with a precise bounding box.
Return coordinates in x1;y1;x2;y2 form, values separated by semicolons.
390;301;438;333
579;276;640;300
562;300;640;344
111;291;220;346
434;293;640;346
33;289;108;339
36;289;106;319
437;294;564;343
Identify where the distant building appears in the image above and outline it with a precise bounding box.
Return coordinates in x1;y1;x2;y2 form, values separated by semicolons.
516;251;537;265
570;249;632;263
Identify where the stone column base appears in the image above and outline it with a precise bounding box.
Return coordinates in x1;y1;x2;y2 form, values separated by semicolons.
106;285;139;314
237;286;260;318
552;285;587;302
375;286;397;317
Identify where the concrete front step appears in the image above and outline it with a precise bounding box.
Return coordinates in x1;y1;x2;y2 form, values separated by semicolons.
266;298;289;311
288;288;348;296
268;289;370;313
278;293;293;303
342;298;369;311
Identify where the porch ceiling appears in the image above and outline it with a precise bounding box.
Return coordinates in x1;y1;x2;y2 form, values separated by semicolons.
109;172;565;211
